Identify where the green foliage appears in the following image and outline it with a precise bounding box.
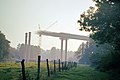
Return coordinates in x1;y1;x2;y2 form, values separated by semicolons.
75;42;91;64
78;0;120;79
78;0;120;45
0;31;10;60
89;43;113;69
90;51;120;80
90;51;113;71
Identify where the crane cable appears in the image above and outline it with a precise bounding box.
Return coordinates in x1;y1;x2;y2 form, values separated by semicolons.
44;21;58;31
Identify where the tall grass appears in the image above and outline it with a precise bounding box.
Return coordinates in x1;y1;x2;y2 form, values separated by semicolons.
0;62;48;80
0;62;110;80
50;65;110;80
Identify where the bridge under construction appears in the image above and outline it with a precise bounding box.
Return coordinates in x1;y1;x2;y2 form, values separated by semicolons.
36;30;90;61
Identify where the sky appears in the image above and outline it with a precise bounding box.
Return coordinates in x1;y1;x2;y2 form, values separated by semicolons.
0;0;95;51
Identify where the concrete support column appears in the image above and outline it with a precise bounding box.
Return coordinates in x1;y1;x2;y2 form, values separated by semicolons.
27;32;31;62
25;33;28;45
24;33;28;61
60;39;63;61
28;32;31;45
65;39;68;61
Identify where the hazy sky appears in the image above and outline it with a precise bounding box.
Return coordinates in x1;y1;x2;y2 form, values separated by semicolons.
0;0;95;51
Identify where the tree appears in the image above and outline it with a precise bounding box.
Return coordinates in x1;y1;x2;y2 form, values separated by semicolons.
75;42;91;64
78;0;120;73
89;43;114;70
78;0;120;48
9;47;19;59
0;31;10;60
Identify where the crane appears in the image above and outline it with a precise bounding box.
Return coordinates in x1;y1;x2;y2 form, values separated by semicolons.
37;21;58;55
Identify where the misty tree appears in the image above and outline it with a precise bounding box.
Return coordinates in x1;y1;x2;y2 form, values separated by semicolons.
75;42;90;64
50;47;57;60
78;0;120;49
78;0;120;73
89;43;113;68
0;31;10;60
9;47;19;58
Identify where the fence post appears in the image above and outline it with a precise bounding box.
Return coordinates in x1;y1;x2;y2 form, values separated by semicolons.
74;62;76;67
75;62;77;67
54;60;56;74
62;62;64;71
67;62;70;70
70;62;72;69
72;62;74;68
58;59;61;72
21;59;26;80
37;56;41;80
65;61;67;70
46;59;50;77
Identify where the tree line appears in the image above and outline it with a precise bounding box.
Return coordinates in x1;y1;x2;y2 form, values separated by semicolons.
0;31;10;61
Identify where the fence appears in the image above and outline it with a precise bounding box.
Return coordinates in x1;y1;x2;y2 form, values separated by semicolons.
21;55;77;80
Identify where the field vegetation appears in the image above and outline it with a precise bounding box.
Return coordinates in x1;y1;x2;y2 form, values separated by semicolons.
0;62;46;80
0;62;110;80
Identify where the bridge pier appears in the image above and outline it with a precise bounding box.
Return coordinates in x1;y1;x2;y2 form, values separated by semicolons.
24;32;31;62
60;38;68;62
60;39;63;61
65;39;68;62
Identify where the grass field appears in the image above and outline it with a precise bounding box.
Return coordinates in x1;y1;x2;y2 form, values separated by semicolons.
0;62;46;80
0;62;110;80
50;65;110;80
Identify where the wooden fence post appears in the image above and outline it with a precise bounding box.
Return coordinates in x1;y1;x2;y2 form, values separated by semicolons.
67;62;70;70
62;62;64;71
70;62;71;68
21;59;26;80
72;62;74;68
74;62;76;67
46;59;50;77
37;56;41;80
75;62;77;67
58;59;61;72
65;61;67;70
54;60;56;74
